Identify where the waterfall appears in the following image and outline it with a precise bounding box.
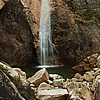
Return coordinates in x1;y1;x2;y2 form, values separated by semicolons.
39;0;53;65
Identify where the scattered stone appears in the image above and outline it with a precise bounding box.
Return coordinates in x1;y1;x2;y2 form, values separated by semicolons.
74;73;81;79
84;72;95;82
95;69;100;75
71;78;79;82
67;82;93;100
79;76;84;82
96;55;100;68
28;68;49;86
47;80;53;85
89;57;96;65
53;79;64;87
37;89;69;100
38;82;54;90
49;74;63;80
93;68;99;72
91;53;99;59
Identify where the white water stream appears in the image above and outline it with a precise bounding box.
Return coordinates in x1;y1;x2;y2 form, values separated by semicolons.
39;0;53;65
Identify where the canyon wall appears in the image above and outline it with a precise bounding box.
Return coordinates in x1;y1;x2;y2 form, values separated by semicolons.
0;0;100;67
0;0;38;67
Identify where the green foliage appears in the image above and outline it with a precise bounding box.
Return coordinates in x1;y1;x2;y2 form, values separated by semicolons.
15;76;22;86
0;66;8;72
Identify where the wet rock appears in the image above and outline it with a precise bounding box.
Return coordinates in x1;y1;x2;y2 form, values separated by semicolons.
38;82;54;91
84;72;95;82
37;89;69;100
28;68;49;86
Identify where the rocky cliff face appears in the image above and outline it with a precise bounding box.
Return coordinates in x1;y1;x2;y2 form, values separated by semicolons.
52;0;100;66
28;0;100;66
0;0;38;67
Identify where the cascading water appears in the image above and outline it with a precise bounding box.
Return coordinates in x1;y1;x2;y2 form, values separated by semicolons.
39;0;53;65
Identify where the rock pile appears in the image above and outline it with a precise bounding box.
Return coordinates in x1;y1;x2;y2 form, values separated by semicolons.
72;53;100;71
1;61;100;100
28;68;99;100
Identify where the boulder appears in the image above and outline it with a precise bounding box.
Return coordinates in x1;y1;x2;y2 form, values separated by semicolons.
38;82;54;90
66;82;93;100
37;89;69;100
28;68;49;86
84;72;95;82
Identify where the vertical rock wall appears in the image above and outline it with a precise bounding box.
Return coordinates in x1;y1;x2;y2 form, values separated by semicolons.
0;0;38;67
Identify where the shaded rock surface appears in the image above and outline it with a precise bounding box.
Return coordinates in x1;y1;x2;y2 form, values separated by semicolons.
0;0;38;67
0;69;35;100
0;62;35;100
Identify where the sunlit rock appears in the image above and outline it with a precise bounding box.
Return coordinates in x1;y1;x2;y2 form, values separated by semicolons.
28;68;49;86
38;82;54;91
66;82;93;100
83;72;95;82
37;89;69;100
74;73;81;79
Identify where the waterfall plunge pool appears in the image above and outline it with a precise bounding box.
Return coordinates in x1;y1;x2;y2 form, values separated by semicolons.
21;66;77;79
